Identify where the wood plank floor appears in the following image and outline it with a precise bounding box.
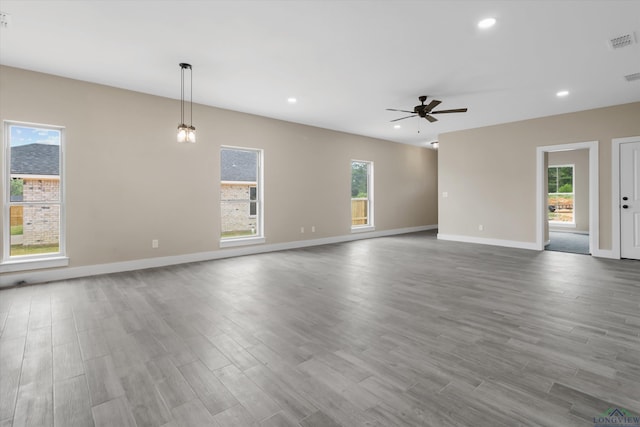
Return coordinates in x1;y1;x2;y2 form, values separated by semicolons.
1;230;639;427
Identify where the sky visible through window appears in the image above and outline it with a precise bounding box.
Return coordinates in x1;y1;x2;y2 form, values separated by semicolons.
10;125;60;147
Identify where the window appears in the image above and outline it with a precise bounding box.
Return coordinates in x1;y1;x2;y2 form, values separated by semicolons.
351;160;373;230
249;186;257;217
220;147;263;245
548;165;574;223
3;122;65;263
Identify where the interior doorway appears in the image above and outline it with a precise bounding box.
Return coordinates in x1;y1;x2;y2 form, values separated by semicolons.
545;150;589;254
536;141;599;254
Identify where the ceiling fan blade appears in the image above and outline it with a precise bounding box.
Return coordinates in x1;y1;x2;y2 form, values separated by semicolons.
424;100;442;111
425;115;438;123
390;115;418;122
431;108;468;114
386;108;415;113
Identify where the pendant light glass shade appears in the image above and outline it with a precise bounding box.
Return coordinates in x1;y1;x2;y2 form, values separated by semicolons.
177;125;196;143
178;63;196;143
177;124;188;143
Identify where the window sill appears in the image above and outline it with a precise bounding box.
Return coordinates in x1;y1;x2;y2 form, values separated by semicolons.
220;236;265;248
351;225;375;234
0;256;69;273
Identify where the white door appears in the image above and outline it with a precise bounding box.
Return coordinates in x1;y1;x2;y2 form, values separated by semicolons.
621;141;640;259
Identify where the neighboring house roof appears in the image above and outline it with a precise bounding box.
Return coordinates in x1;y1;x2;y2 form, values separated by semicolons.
11;144;60;176
221;149;257;182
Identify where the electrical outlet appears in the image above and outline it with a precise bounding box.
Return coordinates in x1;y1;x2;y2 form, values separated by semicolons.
300;227;305;233
311;226;316;233
152;239;159;248
442;191;448;198
478;225;484;231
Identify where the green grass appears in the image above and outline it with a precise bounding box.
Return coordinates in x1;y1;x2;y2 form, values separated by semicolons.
10;225;23;235
10;244;59;256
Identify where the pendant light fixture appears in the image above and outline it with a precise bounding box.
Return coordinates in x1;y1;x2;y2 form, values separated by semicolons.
177;63;196;143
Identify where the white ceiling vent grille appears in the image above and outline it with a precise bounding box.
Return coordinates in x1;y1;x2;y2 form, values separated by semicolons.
0;12;11;28
609;33;636;49
624;73;640;82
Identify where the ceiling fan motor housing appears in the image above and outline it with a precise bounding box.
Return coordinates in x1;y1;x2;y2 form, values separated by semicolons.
416;96;430;116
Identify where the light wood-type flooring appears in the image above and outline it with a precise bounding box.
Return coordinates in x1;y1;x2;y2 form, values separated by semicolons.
1;230;639;427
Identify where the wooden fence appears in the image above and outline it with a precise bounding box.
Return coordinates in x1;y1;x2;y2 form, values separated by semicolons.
351;199;368;225
10;206;23;227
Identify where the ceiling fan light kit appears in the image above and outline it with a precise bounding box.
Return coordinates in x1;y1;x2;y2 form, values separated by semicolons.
387;95;468;123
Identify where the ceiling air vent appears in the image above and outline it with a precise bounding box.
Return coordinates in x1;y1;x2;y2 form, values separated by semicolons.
609;33;636;49
0;12;11;28
624;72;640;82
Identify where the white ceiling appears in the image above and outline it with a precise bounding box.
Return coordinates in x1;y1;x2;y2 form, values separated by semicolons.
1;1;639;146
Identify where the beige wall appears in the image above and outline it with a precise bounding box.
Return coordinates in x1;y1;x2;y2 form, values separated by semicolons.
438;102;640;251
548;149;589;232
0;66;438;270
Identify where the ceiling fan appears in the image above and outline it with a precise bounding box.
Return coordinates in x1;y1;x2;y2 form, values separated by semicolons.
387;95;468;123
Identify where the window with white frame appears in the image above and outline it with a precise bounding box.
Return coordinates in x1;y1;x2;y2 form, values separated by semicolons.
351;160;373;229
4;122;65;262
220;147;263;243
548;164;574;223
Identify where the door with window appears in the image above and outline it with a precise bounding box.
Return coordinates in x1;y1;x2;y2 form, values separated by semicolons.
621;142;640;259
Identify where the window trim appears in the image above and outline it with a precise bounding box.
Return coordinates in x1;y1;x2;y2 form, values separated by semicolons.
2;121;68;271
351;159;374;232
219;146;264;247
548;163;575;225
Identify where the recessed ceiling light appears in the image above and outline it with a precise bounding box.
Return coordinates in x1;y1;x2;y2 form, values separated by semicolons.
556;90;569;97
287;97;297;104
478;17;496;29
393;124;401;129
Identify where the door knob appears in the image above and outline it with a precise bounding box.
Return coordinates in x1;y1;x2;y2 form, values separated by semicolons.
623;196;629;201
623;205;629;209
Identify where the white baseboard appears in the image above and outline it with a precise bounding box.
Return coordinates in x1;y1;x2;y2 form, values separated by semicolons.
590;249;616;259
437;233;619;259
437;233;539;251
0;225;437;288
549;229;589;235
